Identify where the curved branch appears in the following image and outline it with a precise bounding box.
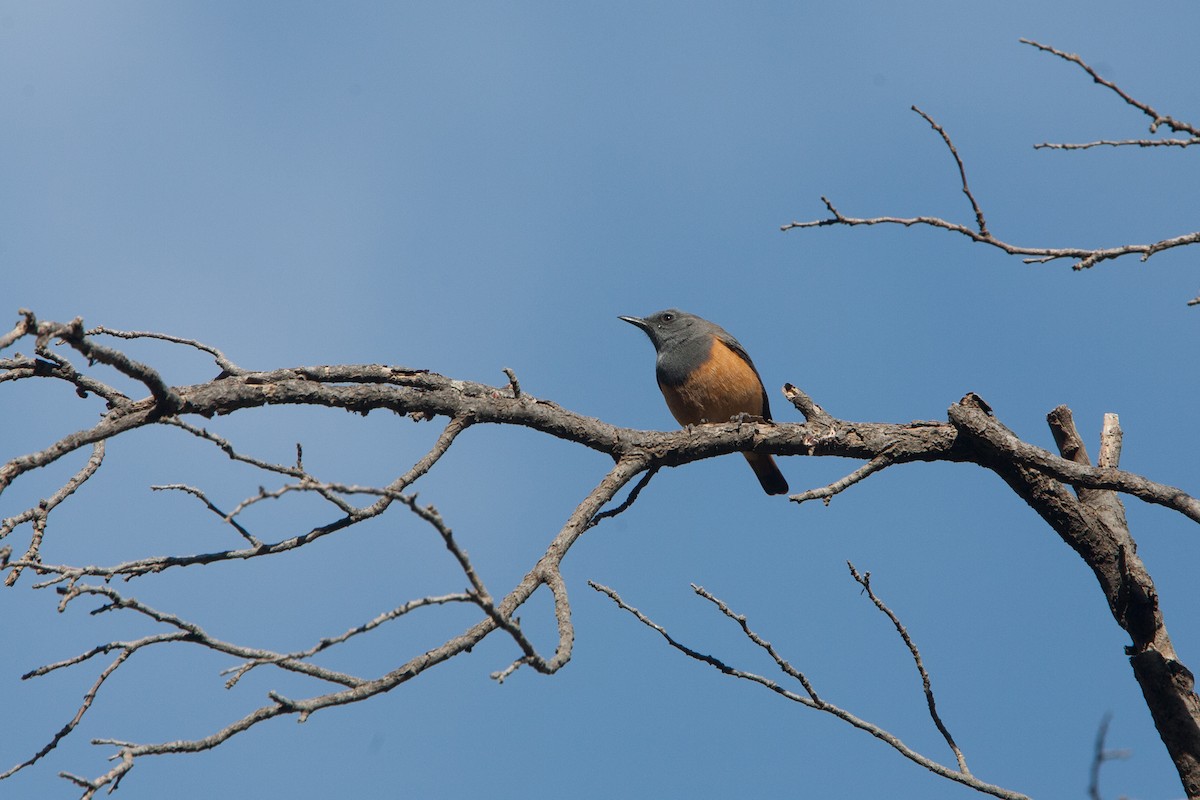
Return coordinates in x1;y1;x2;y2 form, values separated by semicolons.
590;581;1030;800
87;325;243;376
950;403;1200;523
781;85;1200;282
1020;38;1200;144
36;318;182;413
23;453;652;794
3;441;104;586
3;316;1198;795
848;563;968;774
911;105;989;236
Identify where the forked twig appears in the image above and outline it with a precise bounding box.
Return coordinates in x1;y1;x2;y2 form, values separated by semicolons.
590;580;1028;800
782;44;1200;288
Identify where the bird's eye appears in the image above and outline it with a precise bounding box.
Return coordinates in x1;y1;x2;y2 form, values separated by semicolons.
661;313;674;322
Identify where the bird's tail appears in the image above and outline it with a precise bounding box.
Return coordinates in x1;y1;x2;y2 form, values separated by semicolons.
743;452;788;496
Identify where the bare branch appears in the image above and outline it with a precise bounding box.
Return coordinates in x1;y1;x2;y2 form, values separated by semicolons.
586;466;660;530
222;593;472;689
1034;138;1200;150
86;325;243;376
403;495;554;673
780;66;1200;285
590;581;1031;800
848;563;968;774
162;417;309;478
910;105;989;236
956;395;1200;790
3;441;105;586
1087;713;1132;800
15;453;652;792
790;452;894;506
6;414;478;584
783;195;1200;274
1020;39;1200;143
1;648;138;780
690;583;821;704
36;318;182;414
151;483;262;547
502;367;521;399
952;403;1200;523
3;317;1198;794
1099;414;1123;470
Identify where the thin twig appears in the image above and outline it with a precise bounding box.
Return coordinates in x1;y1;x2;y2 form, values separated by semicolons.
911;105;988;236
55;583;363;687
780;91;1200;282
790;453;894;506
848;563;968;774
1;648;141;780
691;584;821;704
502;367;521;399
37;318;183;413
4;441;105;586
590;581;1029;800
404;496;548;671
1034;138;1199;150
0;309;37;351
87;326;243;375
151;484;262;547
1020;39;1200;141
587;466;659;529
221;593;472;688
1088;712;1132;800
784;197;1200;273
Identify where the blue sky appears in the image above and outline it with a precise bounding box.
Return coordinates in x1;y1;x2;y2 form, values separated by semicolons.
3;2;1199;798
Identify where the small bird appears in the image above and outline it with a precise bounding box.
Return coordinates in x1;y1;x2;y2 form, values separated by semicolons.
619;309;788;495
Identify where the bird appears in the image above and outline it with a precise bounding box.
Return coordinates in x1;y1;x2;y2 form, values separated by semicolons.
619;309;788;495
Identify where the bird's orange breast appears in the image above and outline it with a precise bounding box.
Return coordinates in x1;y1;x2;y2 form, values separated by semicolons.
660;337;764;426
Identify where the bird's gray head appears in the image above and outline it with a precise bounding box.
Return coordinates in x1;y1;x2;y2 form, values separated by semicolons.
618;309;711;352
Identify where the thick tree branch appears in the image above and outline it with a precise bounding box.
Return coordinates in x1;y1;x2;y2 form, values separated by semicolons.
952;396;1200;795
3;315;1198;796
953;403;1199;523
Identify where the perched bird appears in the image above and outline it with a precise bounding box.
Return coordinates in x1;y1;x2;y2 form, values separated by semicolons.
619;309;788;495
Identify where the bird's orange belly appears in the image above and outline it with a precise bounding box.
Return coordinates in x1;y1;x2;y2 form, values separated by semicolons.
660;339;764;426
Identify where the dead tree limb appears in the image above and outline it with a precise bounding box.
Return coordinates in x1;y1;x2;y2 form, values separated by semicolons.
2;313;1198;796
781;40;1200;303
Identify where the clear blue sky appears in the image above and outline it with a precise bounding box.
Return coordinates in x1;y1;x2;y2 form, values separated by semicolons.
3;3;1198;798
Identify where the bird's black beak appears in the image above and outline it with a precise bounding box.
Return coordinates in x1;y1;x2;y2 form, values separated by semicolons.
618;315;649;332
